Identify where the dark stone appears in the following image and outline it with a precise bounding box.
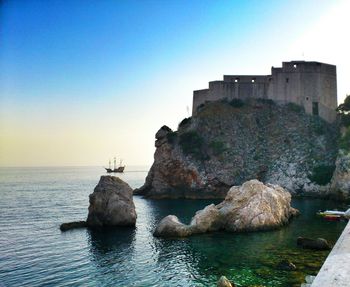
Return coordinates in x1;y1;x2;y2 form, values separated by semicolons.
277;259;297;270
155;125;172;140
86;176;137;228
297;237;332;250
61;176;137;231
60;221;87;231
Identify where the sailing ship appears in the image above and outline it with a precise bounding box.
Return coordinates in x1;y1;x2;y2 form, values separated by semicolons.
105;157;125;173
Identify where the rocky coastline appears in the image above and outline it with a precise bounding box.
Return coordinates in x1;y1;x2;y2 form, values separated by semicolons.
136;99;342;200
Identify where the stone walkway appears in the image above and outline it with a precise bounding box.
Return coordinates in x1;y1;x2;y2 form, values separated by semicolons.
311;220;350;286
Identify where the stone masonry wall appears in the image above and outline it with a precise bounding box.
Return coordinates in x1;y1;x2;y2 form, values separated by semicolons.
192;61;337;123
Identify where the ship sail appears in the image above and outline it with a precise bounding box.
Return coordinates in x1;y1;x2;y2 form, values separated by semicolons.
104;157;125;173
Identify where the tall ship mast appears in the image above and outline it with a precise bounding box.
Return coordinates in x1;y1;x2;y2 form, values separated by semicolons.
104;157;125;173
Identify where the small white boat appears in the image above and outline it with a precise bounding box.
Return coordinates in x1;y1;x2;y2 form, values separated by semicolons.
317;209;350;221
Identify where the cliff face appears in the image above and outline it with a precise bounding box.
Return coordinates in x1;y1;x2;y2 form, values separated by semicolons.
136;99;338;199
330;152;350;200
329;127;350;201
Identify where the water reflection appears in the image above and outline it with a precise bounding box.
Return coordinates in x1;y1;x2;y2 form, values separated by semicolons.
88;228;136;256
85;197;347;287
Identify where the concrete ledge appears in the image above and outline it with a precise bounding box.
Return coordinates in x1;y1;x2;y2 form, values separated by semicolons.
311;220;350;286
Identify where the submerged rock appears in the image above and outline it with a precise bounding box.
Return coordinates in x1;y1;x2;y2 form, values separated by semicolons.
60;221;87;231
87;176;137;227
154;180;298;237
217;276;235;287
297;237;332;250
277;259;297;271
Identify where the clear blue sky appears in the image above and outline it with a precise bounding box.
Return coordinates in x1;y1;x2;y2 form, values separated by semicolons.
0;0;349;166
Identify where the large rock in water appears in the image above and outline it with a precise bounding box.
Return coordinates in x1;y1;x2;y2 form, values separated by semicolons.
86;176;137;227
154;180;298;237
297;237;332;250
136;100;338;199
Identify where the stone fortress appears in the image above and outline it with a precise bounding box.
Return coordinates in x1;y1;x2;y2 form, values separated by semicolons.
193;61;337;123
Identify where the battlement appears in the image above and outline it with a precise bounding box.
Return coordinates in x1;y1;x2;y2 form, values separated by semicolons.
193;61;337;123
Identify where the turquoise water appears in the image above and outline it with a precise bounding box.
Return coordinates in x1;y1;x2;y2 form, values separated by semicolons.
0;167;348;287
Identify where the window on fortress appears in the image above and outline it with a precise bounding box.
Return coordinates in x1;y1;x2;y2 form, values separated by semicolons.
235;78;239;82
293;64;297;68
286;78;289;83
252;78;255;83
312;102;319;116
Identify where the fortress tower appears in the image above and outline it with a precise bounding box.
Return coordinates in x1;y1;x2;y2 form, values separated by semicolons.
193;61;337;123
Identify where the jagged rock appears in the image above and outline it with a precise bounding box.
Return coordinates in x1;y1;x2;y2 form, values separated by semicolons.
135;126;226;198
155;125;172;147
87;176;137;227
217;276;235;287
154;180;298;237
297;237;332;250
217;180;298;232
330;151;350;200
60;221;87;231
190;204;222;233
277;259;297;271
137;100;338;199
153;215;191;237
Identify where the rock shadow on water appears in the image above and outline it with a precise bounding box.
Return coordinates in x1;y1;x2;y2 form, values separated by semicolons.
88;227;136;255
87;227;136;267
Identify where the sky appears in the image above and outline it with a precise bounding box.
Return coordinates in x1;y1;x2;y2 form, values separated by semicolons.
0;0;349;167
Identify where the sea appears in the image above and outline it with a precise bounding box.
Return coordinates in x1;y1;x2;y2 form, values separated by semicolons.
0;166;348;287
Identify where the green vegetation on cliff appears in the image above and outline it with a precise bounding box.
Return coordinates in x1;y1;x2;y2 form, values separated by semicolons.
179;131;206;160
339;128;350;152
337;94;350;128
337;94;350;152
139;98;339;198
177;99;338;192
309;165;336;185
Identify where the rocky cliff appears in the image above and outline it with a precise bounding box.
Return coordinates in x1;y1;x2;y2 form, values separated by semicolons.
136;99;338;199
330;127;350;200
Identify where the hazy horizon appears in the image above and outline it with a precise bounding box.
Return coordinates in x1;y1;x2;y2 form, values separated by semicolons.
0;164;151;168
1;0;350;167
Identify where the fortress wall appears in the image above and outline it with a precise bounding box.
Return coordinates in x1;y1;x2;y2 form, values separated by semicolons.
271;71;288;103
193;89;210;114
271;65;303;105
192;61;337;122
223;75;267;83
320;72;337;110
300;71;320;116
208;81;227;101
319;102;337;123
223;75;269;100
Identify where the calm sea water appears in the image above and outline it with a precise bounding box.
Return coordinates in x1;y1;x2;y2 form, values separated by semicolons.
0;166;348;287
